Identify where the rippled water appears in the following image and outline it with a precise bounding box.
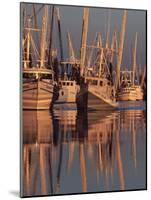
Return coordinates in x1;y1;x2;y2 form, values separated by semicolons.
22;101;146;197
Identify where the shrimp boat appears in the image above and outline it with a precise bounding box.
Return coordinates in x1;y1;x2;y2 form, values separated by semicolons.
22;6;56;110
77;76;117;110
118;84;137;101
54;27;80;104
76;8;120;111
118;79;143;101
118;32;144;101
117;71;136;101
23;68;55;110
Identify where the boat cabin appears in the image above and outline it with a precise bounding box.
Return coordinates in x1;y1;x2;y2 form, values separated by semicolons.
58;80;76;87
23;68;54;80
85;77;111;87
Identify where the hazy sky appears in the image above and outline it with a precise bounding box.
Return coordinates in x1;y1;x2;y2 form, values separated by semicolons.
21;3;146;69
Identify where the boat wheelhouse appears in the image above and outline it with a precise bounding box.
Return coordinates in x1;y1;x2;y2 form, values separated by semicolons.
55;79;79;103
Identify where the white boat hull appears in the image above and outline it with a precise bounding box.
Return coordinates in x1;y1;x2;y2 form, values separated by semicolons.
55;81;79;104
118;86;143;101
23;80;54;110
118;92;137;101
55;87;77;103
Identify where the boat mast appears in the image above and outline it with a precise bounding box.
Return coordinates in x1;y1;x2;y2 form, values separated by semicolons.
24;17;32;69
116;10;127;89
110;31;118;63
56;8;64;61
26;28;30;68
80;8;89;77
22;7;26;41
40;5;48;68
67;31;76;61
55;7;64;77
48;6;54;66
132;32;138;86
105;11;111;49
98;33;103;77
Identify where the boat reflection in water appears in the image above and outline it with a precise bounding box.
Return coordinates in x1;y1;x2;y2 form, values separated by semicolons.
22;102;146;197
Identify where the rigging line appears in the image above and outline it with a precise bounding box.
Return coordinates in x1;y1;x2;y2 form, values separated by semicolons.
30;5;44;20
22;34;28;49
102;50;111;76
32;5;40;52
30;34;40;58
87;33;98;67
67;31;76;61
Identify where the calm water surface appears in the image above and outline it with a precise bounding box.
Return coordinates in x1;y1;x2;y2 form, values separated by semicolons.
22;101;146;197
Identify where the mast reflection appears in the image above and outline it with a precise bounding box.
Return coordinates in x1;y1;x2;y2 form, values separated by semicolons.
23;108;146;196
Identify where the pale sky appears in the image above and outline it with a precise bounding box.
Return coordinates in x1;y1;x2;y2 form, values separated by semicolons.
21;3;146;69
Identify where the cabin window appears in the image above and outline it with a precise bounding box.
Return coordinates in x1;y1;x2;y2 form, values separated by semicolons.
23;73;35;79
62;82;66;86
100;81;103;86
87;80;92;85
71;82;73;86
92;80;98;85
23;73;28;78
41;74;52;79
67;82;70;86
61;91;64;96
